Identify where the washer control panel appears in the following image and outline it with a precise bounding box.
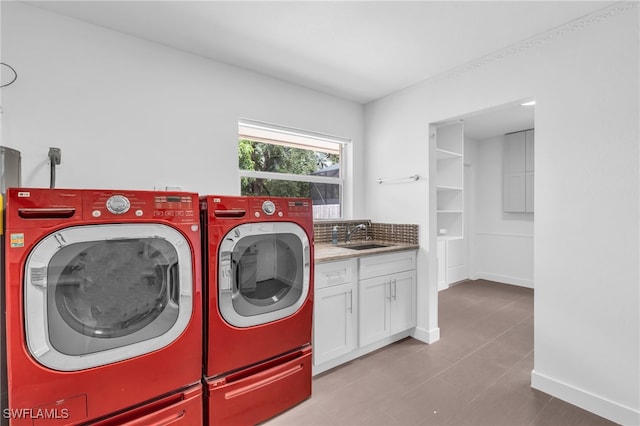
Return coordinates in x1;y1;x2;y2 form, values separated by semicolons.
106;195;131;215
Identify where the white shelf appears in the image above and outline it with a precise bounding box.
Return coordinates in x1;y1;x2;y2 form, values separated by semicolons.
436;122;464;153
437;188;462;212
436;148;463;160
437;211;463;238
437;236;464;241
436;157;463;189
434;121;464;240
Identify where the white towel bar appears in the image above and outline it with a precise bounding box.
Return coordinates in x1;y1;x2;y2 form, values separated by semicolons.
376;175;420;184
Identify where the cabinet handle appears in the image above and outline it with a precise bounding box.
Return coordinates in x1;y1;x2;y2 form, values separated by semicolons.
393;279;397;301
386;281;392;301
347;289;353;313
325;271;344;282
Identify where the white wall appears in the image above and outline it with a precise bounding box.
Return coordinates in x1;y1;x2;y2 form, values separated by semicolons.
364;4;638;425
0;6;363;419
0;3;365;217
470;134;534;287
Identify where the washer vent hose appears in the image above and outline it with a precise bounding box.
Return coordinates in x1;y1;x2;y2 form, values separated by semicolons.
48;147;62;189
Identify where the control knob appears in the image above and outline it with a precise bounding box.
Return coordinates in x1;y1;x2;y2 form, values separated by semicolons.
106;195;131;215
262;200;276;215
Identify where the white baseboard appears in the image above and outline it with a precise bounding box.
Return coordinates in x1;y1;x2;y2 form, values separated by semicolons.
474;272;533;288
531;370;640;426
412;326;440;344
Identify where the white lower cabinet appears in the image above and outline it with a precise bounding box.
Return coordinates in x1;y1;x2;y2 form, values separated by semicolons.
437;237;467;290
359;252;416;347
313;250;417;375
359;271;416;346
390;270;417;334
437;239;447;290
359;276;390;346
313;259;357;367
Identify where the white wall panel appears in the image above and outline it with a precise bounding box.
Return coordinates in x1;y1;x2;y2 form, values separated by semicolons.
473;233;533;288
469;135;534;287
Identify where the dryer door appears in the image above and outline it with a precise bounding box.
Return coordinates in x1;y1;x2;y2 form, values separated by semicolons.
24;223;194;371
218;222;310;327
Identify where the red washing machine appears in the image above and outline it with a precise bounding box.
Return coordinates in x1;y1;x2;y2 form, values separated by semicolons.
3;188;203;425
200;196;314;425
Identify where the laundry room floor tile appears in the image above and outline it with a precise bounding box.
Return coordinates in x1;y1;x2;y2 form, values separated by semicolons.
262;280;617;426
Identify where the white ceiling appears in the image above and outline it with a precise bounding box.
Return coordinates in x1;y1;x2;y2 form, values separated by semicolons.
460;101;535;140
24;0;616;138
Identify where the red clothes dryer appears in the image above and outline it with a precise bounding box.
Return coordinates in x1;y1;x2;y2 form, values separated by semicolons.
3;188;203;425
200;196;314;425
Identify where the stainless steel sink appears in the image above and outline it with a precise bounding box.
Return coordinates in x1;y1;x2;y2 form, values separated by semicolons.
338;243;390;250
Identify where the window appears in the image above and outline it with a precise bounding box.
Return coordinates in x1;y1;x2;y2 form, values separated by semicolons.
238;119;347;219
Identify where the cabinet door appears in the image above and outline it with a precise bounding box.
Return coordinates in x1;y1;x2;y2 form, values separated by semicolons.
525;130;535;172
359;276;391;347
437;240;447;291
525;171;534;213
504;132;526;173
390;270;416;335
525;130;534;212
313;283;355;365
504;172;526;212
446;238;468;285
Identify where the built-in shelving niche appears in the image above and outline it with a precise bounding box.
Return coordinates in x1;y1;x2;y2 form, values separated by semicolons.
434;122;464;240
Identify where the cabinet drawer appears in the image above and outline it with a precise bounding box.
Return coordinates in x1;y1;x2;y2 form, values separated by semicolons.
315;259;356;289
359;250;416;280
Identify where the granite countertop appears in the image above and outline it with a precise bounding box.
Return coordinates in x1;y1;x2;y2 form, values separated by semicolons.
314;240;419;263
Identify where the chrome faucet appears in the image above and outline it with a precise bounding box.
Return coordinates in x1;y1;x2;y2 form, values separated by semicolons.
345;223;367;243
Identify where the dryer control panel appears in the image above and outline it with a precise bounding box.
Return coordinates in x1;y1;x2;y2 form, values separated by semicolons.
284;199;313;219
87;191;197;223
248;197;312;219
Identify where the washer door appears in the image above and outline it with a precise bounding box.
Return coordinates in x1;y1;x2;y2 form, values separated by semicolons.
24;224;194;371
218;222;310;327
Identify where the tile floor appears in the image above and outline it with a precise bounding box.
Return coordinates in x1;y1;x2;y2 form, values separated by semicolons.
264;279;617;426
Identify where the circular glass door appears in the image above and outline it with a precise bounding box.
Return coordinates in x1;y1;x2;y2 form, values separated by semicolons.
24;224;194;371
50;238;178;352
218;222;310;327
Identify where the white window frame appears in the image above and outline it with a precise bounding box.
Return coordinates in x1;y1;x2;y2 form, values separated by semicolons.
238;119;349;219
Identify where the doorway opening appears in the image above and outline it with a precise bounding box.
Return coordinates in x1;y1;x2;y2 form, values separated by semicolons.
430;98;535;293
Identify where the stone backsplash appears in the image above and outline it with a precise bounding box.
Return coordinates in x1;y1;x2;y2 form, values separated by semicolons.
314;220;418;245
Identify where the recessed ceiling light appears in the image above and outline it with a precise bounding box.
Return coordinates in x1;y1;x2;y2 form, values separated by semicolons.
520;100;536;106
